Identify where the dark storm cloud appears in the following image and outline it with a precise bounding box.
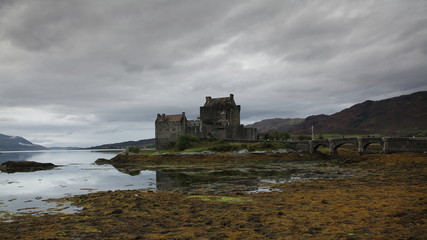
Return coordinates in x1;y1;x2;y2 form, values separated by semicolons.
0;0;426;146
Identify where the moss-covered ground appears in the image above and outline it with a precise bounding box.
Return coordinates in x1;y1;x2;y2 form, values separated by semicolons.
0;153;426;239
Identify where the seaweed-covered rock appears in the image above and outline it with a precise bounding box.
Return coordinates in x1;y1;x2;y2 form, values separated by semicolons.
95;158;112;165
0;161;56;173
235;149;250;156
178;151;215;156
273;149;296;154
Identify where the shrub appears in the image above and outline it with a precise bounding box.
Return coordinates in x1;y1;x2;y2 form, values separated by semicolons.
247;141;289;151
175;134;200;151
415;132;427;137
208;143;239;152
263;131;291;140
298;135;311;141
127;146;141;154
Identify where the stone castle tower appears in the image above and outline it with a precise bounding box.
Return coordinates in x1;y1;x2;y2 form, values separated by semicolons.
155;94;257;149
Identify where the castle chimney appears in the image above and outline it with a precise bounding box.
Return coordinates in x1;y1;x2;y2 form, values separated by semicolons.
230;94;234;100
206;96;211;102
182;112;185;116
157;114;161;118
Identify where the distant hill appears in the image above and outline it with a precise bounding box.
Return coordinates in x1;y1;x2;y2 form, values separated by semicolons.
87;138;155;149
49;147;80;150
246;118;304;133
0;133;48;151
287;91;427;136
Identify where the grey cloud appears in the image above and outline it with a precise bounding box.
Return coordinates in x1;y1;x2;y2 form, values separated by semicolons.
0;0;426;147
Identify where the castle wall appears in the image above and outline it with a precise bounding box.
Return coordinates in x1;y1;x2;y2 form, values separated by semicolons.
199;105;241;126
155;115;187;149
186;120;204;138
155;95;257;149
240;126;257;140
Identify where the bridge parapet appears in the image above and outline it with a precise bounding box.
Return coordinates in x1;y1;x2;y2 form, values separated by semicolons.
287;141;310;152
383;137;427;153
304;137;427;155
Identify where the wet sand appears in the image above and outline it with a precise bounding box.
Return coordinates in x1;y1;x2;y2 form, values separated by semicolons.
0;153;426;239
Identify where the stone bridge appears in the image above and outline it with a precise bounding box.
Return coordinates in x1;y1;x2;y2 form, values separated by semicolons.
288;137;427;155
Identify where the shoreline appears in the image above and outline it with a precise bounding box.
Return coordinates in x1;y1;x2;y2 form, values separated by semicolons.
1;153;426;239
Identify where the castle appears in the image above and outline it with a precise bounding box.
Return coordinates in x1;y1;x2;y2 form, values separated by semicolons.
155;94;257;149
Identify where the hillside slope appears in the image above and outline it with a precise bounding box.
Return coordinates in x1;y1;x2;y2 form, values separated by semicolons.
288;91;427;135
246;118;304;133
87;138;155;149
0;133;48;151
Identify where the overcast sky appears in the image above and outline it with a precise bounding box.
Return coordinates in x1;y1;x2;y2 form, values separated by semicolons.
1;0;426;147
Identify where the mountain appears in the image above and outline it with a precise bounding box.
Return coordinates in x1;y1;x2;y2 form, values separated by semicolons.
287;91;427;136
249;91;427;136
246;118;304;133
0;133;48;151
87;138;155;149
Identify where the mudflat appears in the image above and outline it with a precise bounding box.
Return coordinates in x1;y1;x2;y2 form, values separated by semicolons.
0;153;426;239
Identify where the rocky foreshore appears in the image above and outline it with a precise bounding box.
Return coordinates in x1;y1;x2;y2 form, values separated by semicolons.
1;153;426;239
95;149;313;168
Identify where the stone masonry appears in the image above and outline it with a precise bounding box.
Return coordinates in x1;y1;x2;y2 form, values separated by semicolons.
155;94;257;149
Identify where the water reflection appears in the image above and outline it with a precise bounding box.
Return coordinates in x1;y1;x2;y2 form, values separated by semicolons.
1;150;355;217
0;150;156;215
112;161;354;194
0;151;45;164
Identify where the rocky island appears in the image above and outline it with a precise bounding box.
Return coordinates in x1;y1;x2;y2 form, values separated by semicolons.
0;161;56;173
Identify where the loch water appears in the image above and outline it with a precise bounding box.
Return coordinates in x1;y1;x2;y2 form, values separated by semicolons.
0;150;156;215
1;150;355;217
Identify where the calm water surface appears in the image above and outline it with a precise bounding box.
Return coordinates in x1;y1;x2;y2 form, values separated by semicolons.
0;150;156;215
1;150;356;218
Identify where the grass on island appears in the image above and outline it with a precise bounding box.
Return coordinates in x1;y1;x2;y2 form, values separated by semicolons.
127;138;292;156
126;133;387;156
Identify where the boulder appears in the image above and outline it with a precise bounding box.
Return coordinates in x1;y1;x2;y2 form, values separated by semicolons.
235;149;250;155
0;161;56;173
273;149;296;154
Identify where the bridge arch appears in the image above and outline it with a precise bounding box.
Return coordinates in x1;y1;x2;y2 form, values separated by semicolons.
330;138;359;155
292;137;427;155
361;142;381;153
331;142;357;155
313;143;328;152
309;139;330;153
357;137;383;154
